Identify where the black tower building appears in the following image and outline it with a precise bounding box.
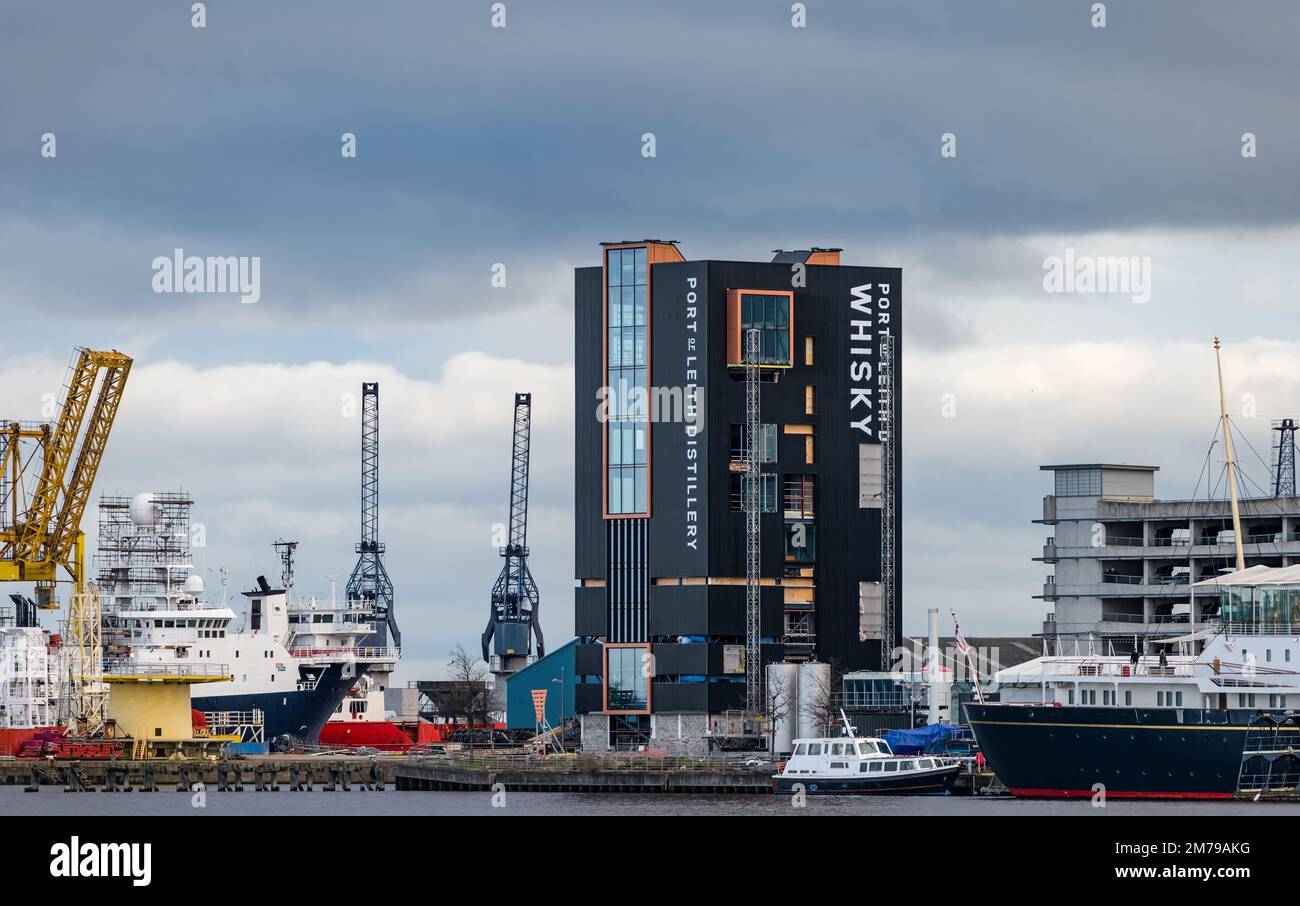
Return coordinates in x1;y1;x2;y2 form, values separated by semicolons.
573;242;901;753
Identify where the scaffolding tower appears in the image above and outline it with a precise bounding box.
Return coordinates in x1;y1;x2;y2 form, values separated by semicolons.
744;328;762;716
1272;418;1296;497
879;333;896;670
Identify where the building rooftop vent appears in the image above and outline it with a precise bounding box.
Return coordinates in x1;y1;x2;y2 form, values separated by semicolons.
770;248;842;265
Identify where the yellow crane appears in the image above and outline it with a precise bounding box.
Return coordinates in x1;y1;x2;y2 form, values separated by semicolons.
0;347;132;607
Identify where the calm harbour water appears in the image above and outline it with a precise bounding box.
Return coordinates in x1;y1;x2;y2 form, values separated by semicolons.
4;784;1298;816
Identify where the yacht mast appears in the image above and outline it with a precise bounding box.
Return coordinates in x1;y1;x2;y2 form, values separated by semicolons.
1214;337;1246;572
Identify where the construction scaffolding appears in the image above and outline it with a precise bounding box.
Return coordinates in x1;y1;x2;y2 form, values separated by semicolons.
1272;418;1296;497
95;492;197;659
744;328;763;716
878;333;897;670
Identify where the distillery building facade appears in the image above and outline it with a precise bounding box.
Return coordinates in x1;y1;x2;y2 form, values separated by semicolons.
573;241;901;754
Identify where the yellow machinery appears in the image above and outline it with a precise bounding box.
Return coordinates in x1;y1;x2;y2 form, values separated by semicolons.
0;348;132;606
65;580;106;737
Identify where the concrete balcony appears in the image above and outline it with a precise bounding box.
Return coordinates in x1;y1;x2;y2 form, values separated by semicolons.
1051;535;1300;562
1049;619;1213;638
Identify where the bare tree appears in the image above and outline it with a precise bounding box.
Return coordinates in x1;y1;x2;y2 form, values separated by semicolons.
439;644;494;733
802;659;844;737
764;668;795;755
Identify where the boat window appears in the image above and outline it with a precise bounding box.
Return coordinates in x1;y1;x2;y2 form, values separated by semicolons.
878;742;892;756
794;744;807;755
868;762;883;772
899;761;915;771
808;744;822;755
831;743;843;756
883;762;898;772
858;741;877;755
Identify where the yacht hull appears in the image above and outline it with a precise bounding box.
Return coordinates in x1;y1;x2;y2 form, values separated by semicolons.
966;703;1258;799
772;764;960;795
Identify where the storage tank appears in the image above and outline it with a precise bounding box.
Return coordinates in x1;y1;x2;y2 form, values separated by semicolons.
766;662;799;754
796;662;832;739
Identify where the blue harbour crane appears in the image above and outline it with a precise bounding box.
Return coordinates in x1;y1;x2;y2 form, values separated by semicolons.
483;392;543;677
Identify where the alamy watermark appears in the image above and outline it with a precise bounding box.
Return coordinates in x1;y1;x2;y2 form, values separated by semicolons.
1042;249;1150;304
152;249;261;304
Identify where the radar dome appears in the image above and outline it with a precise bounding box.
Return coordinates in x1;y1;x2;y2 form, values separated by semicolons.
182;575;205;597
129;492;161;527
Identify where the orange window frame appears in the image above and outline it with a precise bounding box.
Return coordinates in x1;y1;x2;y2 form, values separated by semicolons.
601;242;682;520
603;642;653;715
726;288;795;368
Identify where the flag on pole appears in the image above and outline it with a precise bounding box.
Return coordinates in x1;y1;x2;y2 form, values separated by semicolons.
952;609;985;703
952;611;971;654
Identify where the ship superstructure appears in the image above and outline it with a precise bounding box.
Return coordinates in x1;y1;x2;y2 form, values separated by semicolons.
0;614;59;755
97;492;396;748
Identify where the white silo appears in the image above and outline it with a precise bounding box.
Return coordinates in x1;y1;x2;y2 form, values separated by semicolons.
766;662;800;754
796;661;832;739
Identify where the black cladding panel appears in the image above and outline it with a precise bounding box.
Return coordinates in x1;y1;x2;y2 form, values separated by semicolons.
648;260;710;579
574;265;605;583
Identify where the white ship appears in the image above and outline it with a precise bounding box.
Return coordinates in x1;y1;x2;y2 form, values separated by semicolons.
97;492;398;748
0;608;60;754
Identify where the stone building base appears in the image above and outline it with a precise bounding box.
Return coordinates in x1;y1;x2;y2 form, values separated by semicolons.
651;712;711;758
579;713;610;753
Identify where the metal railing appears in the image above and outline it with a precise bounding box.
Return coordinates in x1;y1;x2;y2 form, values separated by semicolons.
1101;574;1143;585
416;753;772;773
1222;622;1300;636
288;646;400;662
201;709;264;727
103;659;231;678
841;691;916;709
1033;659;1196;679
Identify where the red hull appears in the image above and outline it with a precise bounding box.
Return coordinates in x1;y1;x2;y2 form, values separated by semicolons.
319;721;418;751
319;720;505;751
0;727;62;757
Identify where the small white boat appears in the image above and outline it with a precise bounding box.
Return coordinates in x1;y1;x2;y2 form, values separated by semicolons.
772;714;961;795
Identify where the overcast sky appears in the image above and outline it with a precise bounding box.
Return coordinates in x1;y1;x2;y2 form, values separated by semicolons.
3;1;1299;680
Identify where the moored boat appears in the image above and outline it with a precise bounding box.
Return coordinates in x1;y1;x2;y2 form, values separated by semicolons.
773;718;961;795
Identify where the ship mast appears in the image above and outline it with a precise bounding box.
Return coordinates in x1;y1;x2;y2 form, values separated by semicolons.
1214;337;1246;572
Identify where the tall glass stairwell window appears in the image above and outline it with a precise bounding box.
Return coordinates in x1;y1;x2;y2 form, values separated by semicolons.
607;246;649;515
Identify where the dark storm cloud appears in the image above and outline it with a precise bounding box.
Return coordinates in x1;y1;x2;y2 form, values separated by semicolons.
1;1;1297;326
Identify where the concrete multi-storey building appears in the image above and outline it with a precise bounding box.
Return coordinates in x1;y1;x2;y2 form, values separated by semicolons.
1035;463;1300;652
572;241;901;754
